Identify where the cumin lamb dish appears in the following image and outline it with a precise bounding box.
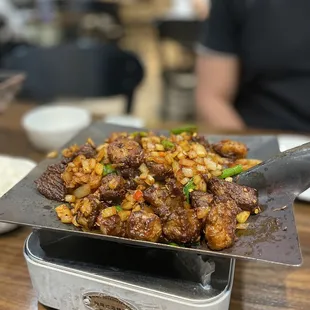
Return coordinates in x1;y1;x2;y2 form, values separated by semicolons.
35;126;262;251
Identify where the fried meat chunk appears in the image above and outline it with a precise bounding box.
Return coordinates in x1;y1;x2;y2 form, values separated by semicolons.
205;196;240;250
75;143;97;159
126;210;162;242
207;178;258;213
163;209;201;244
35;162;67;201
190;190;214;225
99;174;127;203
212;140;247;159
190;190;213;209
96;213;126;237
146;162;173;181
76;196;107;230
108;139;144;168
143;185;184;221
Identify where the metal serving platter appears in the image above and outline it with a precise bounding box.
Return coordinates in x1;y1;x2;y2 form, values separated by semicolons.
0;122;303;266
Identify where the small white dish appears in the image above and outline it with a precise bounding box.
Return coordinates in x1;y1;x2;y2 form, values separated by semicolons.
0;155;36;234
22;105;92;152
277;134;310;202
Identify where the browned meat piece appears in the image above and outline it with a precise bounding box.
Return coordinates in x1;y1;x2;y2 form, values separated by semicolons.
205;196;240;250
74;143;97;159
166;178;183;197
191;135;210;149
35;163;67;201
76;196;107;230
212;140;248;159
108;139;144;168
99;174;127;203
144;185;183;221
207;178;258;213
119;167;140;179
146;162;173;181
190;191;214;225
126;210;162;242
190;191;213;209
163;209;201;244
96;213;126;237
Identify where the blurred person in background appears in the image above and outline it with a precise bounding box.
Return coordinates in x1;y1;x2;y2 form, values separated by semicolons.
195;0;310;132
192;0;210;20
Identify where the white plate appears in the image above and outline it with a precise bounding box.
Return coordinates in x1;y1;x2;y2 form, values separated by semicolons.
277;134;310;202
0;155;36;234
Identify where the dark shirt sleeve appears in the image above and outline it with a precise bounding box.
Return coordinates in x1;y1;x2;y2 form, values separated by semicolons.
197;0;239;55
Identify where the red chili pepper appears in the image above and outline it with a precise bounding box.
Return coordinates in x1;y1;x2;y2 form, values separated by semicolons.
133;190;143;201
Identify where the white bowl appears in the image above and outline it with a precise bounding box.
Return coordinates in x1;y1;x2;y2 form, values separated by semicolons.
0;155;36;234
22;105;91;152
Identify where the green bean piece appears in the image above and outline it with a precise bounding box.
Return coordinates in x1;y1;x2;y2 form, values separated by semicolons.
183;178;196;203
170;125;198;135
220;164;243;179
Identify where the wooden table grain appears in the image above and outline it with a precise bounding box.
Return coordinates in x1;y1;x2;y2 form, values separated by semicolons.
0;102;310;310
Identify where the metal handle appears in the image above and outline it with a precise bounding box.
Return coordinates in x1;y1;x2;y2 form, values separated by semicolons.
236;142;310;203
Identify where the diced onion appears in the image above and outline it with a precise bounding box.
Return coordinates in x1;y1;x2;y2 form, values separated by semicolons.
122;201;135;210
196;144;207;157
187;150;197;159
101;207;117;218
193;175;202;185
236;223;249;230
236;211;251;224
132;205;141;212
118;210;131;221
139;163;149;174
145;175;155;185
196;165;207;172
179;158;195;167
108;178;119;190
82;160;91;173
180;177;190;185
95;163;104;175
73;184;91;198
155;144;165;151
172;161;180;173
65;195;76;203
182;167;193;178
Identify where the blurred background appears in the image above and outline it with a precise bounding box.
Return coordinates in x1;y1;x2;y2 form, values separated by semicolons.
0;0;209;126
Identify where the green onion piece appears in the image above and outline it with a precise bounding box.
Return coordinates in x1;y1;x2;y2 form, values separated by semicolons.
115;206;122;212
168;242;186;247
171;125;198;135
162;139;175;149
183;178;196;203
131;131;148;137
192;242;200;247
168;242;179;246
220;164;243;179
103;164;115;176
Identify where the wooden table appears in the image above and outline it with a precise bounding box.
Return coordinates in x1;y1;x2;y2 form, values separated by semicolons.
0;102;310;310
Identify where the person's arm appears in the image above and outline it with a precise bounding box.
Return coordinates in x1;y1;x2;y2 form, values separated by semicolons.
195;0;246;130
195;51;246;130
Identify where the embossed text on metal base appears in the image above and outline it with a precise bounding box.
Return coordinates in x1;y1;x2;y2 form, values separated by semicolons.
83;292;136;310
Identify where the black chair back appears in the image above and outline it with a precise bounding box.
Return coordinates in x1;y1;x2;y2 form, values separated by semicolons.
2;41;144;114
